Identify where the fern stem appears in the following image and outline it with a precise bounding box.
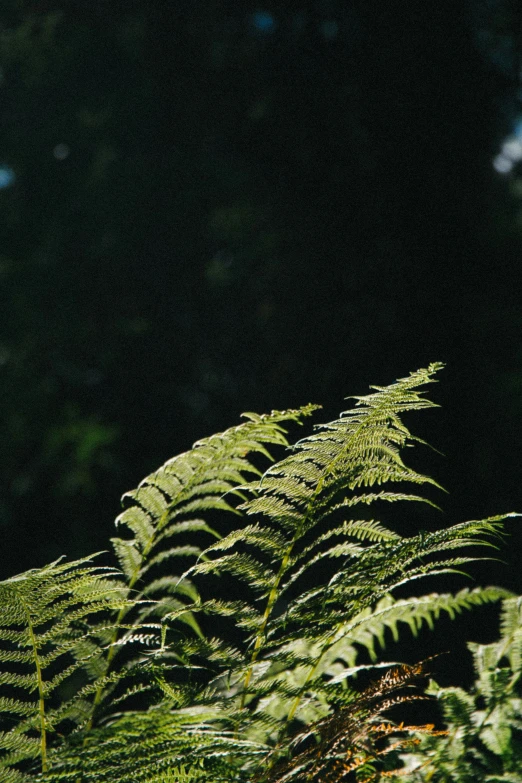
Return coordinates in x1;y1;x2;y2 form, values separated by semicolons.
286;627;339;726
241;411;370;708
251;377;440;768
19;592;48;774
240;546;294;706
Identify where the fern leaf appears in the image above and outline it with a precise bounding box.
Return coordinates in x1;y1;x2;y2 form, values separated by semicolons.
0;556;130;778
81;407;316;733
113;405;318;593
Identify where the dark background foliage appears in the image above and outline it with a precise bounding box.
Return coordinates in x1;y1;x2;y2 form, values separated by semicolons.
1;0;522;678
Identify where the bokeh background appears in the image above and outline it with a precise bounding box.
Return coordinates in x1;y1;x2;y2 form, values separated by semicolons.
1;1;522;665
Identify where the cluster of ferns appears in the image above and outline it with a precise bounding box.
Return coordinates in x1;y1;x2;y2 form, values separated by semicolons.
1;363;521;782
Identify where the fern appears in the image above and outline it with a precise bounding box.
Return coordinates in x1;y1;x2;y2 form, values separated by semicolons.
112;407;317;588
0;556;131;781
393;596;522;782
45;702;268;783
0;364;518;783
147;363;515;781
86;406;316;727
260;658;439;783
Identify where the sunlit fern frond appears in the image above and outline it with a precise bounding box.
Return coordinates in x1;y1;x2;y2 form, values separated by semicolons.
109;406;318;641
112;406;318;593
188;363;446;608
83;407;316;728
183;372;505;676
327;587;510;663
264;517;509;647
0;556;132;781
184;363;445;618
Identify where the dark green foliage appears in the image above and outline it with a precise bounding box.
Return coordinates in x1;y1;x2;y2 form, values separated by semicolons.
0;365;517;782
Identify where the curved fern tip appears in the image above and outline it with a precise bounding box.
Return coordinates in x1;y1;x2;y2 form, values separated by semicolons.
241;403;321;424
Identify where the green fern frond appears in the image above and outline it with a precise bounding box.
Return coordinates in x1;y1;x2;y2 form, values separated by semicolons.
326;588;509;663
187;366;446;643
265;524;507;644
312;519;401;545
113;406;318;592
0;556;131;778
47;703;269;783
107;406;317;641
83;406;316;730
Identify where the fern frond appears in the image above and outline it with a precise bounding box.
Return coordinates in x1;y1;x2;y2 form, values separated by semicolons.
321;587;509;664
83;407;316;731
113;406;318;592
266;524;508;644
0;556;131;778
107;406;316;640
312;519;401;545
47;703;268;783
